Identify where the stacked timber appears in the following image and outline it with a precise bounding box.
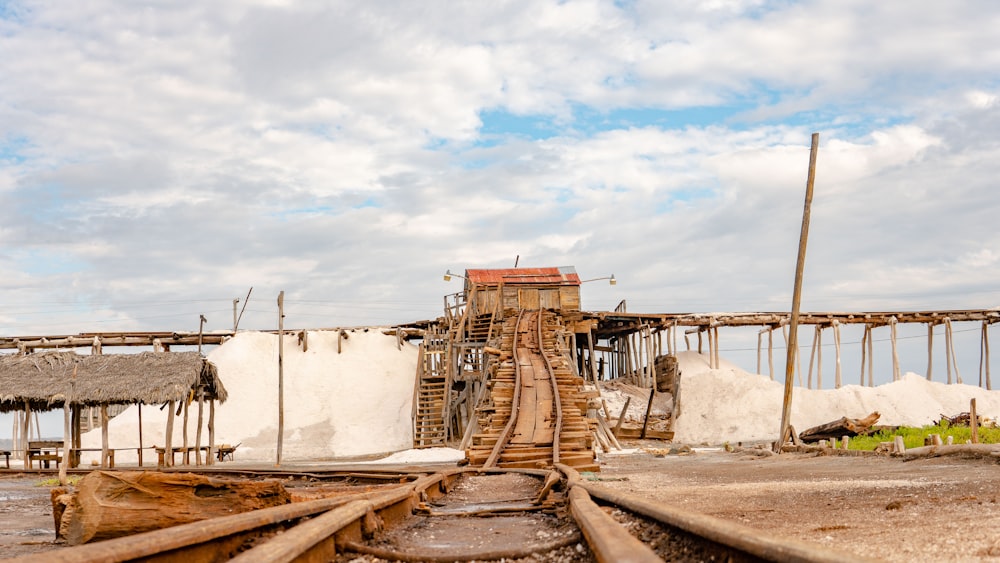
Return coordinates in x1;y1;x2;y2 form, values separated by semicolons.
467;310;598;472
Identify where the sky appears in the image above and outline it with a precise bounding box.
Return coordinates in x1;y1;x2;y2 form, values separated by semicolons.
1;0;998;392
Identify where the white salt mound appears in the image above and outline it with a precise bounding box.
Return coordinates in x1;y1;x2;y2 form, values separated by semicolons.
80;330;418;464
669;351;1000;445
361;447;466;464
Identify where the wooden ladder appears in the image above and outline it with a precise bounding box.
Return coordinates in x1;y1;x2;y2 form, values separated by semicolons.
413;327;450;448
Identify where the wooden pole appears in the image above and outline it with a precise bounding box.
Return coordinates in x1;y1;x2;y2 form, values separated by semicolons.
890;317;900;382
947;318;962;384
587;330;598;383
867;325;874;387
706;327;713;369
72;405;81;467
138;404;143;467
195;388;205;467
945;317;954;384
21;402;30;469
208;399;215;466
833;321;842;389
646;327;657;392
182;396;190;465
776;132;819;453
276;290;285;466
927;323;934;381
100;403;109;468
164;400;175;467
640;388;655;439
807;326;819;389
713;326;720;370
615;397;631;436
971;398;979;444
984;321;992;391
768;327;775;380
860;325;867;386
980;322;986;389
757;331;762;375
195;315;206;466
60;367;75;485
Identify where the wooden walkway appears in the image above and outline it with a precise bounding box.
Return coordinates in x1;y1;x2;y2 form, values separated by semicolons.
467;310;597;471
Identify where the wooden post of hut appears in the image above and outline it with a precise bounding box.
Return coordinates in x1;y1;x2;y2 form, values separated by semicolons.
21;401;30;470
208;398;215;466
182;396;190;465
195;387;205;467
100;403;109;468
72;404;82;468
164;400;175;467
137;404;143;467
60;366;75;485
195;314;206;466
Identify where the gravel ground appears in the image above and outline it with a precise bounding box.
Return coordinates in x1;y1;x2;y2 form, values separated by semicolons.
596;441;1000;562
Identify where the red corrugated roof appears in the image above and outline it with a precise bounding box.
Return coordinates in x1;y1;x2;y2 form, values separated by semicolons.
465;266;580;286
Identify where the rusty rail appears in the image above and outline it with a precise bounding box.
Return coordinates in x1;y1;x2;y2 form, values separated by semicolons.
557;463;880;563
14;466;880;563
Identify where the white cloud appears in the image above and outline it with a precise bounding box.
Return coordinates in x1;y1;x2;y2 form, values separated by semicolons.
0;0;995;391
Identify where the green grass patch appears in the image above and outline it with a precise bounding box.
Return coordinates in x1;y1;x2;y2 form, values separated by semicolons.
847;422;1000;450
36;475;81;487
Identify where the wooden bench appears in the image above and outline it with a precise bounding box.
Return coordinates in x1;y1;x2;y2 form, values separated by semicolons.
27;440;63;469
155;446;211;467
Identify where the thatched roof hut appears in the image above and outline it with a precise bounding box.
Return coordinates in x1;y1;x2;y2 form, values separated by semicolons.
0;351;226;413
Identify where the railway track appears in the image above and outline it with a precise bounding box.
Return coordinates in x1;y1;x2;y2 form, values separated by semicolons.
468;309;598;471
13;465;880;562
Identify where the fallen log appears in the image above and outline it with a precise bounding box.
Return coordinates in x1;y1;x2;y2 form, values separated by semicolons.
798;411;880;443
55;470;291;545
902;444;1000;461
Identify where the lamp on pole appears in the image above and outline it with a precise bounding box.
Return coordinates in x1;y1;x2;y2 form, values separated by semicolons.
581;274;616;286
443;269;467;282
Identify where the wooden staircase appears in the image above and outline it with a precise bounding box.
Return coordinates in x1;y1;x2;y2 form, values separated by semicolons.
413;326;451;448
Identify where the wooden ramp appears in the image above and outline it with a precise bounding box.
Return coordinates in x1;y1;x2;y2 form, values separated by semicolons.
467;310;598;471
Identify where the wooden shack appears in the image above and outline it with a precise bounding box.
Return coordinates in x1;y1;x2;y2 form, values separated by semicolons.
464;266;581;313
0;351;226;468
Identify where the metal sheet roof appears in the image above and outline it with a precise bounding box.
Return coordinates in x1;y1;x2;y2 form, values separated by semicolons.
465;266;580;286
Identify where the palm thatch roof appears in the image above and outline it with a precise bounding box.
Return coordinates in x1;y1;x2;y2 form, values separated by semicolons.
0;351;226;413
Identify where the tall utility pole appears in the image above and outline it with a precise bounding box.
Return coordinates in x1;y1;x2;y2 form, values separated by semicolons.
776;132;820;453
276;291;285;466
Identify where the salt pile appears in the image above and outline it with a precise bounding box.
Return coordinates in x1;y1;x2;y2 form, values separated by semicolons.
79;330;418;464
666;351;1000;445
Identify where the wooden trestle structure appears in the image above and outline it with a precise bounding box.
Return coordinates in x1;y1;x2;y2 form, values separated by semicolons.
0;285;996;462
465;310;597;470
578;306;999;389
415;282;998;455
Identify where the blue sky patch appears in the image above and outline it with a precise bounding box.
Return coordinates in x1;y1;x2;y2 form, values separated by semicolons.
0;136;30;164
478;109;562;140
0;0;26;22
269;204;336;221
16;249;88;276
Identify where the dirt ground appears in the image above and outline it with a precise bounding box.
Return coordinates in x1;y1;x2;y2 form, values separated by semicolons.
2;447;1000;561
597;442;1000;562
